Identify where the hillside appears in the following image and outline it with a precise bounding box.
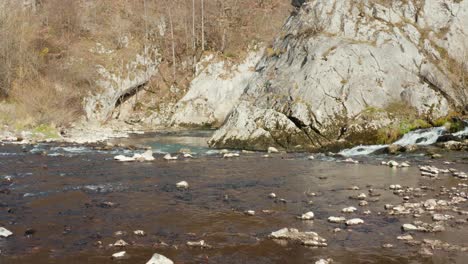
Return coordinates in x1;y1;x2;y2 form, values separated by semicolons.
0;0;292;140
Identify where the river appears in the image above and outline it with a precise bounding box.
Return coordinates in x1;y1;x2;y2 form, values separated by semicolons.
0;131;467;263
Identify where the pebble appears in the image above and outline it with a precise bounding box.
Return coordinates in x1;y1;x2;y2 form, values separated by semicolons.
382;243;394;248
346;218;364;226
134;230;146;236
176;181;189;189
349;186;360;190
186;240;211;248
357;193;367;200
114;231;126;236
163;153;178;160
146;253;174;264
389;184;402;190
113;239;129;247
341;206;357;213
298;211;315;220
399;162;410;168
245;210;255;216
269;228;327;246
315;259;332;264
397;234;414;241
183;153;193;158
363;210;371;215
223;153;240;158
0;227;13;238
402;224;422;232
328;216;346;223
308;155;315;160
344;158;359;164
112;251;127;260
268;193;277;198
387;160;399;167
359;201;368;206
432;214;453;221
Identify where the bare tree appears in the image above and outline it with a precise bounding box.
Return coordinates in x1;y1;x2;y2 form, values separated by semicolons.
201;0;205;51
192;0;196;50
168;9;176;81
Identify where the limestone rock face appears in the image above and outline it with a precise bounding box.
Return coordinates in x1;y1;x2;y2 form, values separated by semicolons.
209;0;468;150
170;51;262;128
83;46;161;122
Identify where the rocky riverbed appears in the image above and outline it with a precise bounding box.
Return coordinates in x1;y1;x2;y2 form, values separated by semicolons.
0;131;467;263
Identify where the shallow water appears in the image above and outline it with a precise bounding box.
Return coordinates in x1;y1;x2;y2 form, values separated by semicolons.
0;132;467;263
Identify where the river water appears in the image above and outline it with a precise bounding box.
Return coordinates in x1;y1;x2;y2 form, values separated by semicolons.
0;131;467;263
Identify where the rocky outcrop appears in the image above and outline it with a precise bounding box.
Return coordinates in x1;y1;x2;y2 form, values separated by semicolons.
209;0;468;151
83;46;161;122
170;50;262;128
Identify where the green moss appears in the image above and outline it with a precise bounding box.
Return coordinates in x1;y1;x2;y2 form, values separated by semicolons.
33;124;60;139
432;115;465;133
376;119;431;144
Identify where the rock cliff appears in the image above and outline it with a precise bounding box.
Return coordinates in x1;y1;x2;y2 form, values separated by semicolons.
170;51;262;128
209;0;468;151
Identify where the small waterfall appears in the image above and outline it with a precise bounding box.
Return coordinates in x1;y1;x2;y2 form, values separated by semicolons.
453;126;468;137
339;126;447;156
392;126;446;145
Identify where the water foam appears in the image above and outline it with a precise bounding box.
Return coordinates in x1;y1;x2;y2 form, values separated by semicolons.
340;126;447;156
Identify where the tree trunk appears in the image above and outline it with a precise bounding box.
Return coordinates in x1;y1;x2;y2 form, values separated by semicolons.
201;0;205;51
169;9;176;81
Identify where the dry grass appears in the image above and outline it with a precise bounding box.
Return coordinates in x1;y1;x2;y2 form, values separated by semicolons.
0;0;291;129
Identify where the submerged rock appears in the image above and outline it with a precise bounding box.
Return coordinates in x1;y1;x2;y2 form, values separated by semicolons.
146;253;174;264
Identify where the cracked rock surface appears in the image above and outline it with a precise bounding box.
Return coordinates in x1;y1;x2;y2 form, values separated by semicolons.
209;0;468;151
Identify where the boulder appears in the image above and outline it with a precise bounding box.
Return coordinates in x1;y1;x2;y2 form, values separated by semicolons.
0;227;13;238
209;0;467;150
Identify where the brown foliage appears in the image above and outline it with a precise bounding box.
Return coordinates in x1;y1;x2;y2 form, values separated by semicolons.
0;0;292;127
